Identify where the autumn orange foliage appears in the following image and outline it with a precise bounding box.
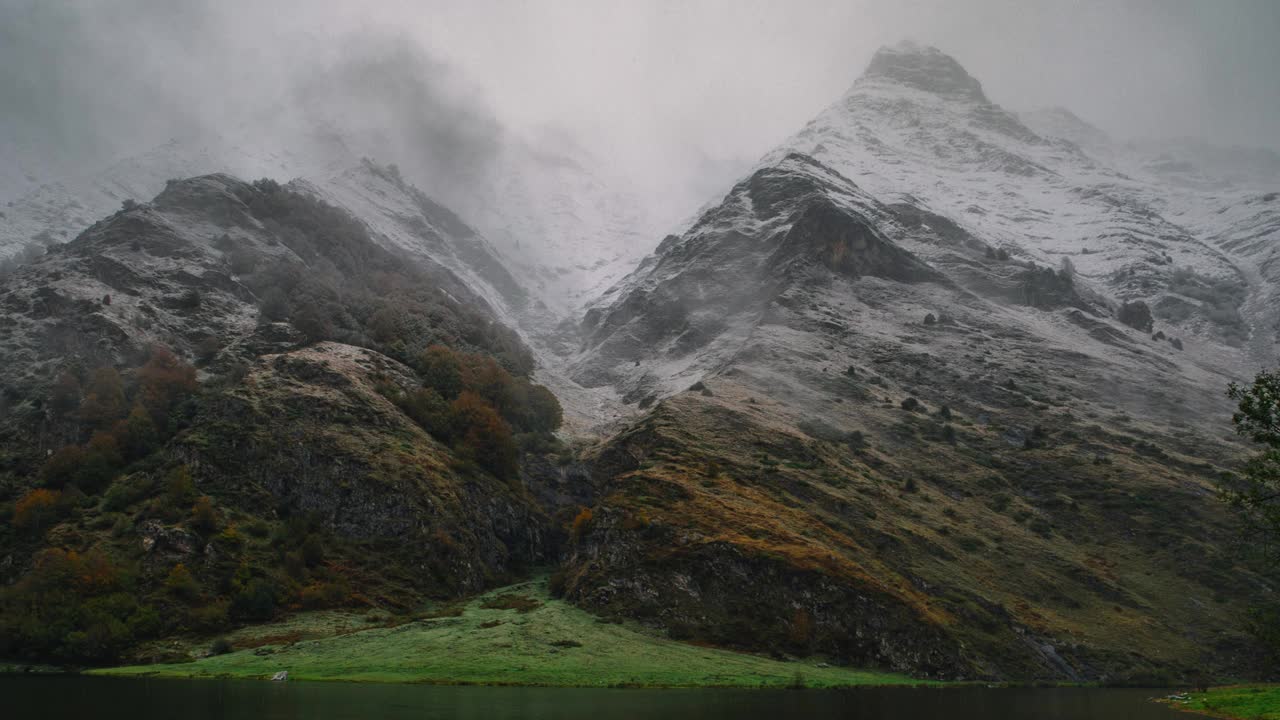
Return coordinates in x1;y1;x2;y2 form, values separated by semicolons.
12;489;61;531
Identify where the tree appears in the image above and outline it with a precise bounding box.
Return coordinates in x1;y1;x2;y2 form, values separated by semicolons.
1220;368;1280;656
1221;368;1280;558
78;431;124;492
450;391;518;480
40;446;89;488
418;345;464;399
12;489;61;532
522;383;563;433
400;386;452;439
136;346;197;428
115;403;160;460
79;368;126;428
165;466;198;507
292;303;333;343
49;371;82;417
165;563;199;600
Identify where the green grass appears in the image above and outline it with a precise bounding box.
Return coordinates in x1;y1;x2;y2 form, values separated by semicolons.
1174;685;1280;719
91;578;927;688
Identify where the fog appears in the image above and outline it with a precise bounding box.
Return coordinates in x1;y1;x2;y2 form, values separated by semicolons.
3;0;1278;226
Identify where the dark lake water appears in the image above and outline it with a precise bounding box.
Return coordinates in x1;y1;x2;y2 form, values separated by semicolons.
3;676;1183;719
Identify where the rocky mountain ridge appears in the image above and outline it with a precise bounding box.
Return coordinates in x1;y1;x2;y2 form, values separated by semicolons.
557;42;1276;680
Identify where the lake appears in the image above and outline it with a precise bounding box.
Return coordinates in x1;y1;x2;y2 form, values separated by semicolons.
2;676;1186;719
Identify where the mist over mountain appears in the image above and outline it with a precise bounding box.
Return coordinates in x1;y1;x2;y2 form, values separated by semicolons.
0;0;1278;689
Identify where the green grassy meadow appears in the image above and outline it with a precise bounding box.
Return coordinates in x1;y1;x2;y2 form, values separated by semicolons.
1172;685;1280;719
92;578;926;688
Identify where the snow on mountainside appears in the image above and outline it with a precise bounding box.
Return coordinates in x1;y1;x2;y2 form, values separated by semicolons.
0;135;336;258
575;40;1280;422
560;42;1271;680
0;128;656;330
454;133;661;318
763;41;1276;364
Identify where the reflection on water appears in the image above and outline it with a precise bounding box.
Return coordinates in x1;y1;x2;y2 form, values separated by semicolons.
3;676;1181;720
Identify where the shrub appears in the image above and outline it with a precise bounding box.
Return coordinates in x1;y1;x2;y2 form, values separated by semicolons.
230;578;277;621
185;603;230;634
115;404;160;461
400;386;452;439
79;367;126;428
191;496;218;535
209;637;233;656
571;507;594;541
299;581;348;609
291;304;333;343
165;563;200;601
102;476;148;513
1118;300;1154;332
49;371;82;417
41;446;89;488
165;466;198;507
78;432;124;493
12;489;61;532
941;424;957;444
135;346;197;428
300;534;325;567
900;397;922;412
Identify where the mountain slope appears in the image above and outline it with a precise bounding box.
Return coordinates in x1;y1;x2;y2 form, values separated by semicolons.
563;44;1272;681
0;173;569;665
771;41;1272;360
0;129;658;331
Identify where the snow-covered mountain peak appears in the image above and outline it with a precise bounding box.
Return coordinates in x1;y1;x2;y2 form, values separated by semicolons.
856;41;988;103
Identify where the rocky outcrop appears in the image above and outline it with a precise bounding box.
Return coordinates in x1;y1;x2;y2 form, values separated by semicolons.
768;199;945;284
563;513;967;677
175;343;553;595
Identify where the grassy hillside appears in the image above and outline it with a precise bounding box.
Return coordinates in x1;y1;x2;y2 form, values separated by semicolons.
93;577;924;688
561;372;1261;681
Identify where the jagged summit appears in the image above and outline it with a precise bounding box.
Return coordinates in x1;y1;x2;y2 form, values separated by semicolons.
857;41;987;102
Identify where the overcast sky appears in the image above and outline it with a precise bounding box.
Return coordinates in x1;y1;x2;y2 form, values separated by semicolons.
2;0;1278;217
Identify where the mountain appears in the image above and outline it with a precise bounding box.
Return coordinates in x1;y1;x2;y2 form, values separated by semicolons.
0;127;657;332
562;43;1274;680
0;173;573;664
